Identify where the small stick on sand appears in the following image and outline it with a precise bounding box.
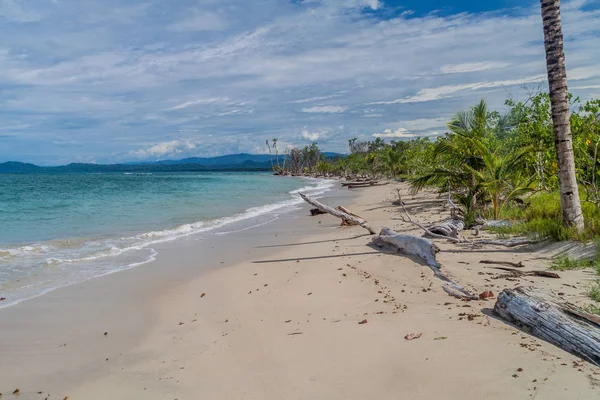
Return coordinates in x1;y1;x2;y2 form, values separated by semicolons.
480;260;525;268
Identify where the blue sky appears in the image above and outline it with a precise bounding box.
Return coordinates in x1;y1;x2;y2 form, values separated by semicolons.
1;0;599;165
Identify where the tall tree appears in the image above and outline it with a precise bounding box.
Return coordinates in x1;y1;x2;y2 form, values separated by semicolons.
272;138;279;169
540;0;584;232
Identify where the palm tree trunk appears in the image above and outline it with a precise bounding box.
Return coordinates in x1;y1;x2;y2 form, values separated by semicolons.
540;0;584;232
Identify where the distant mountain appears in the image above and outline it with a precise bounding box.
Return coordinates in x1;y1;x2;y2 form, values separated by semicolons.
0;152;344;174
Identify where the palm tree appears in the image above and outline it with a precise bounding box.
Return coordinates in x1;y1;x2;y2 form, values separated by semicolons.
540;0;584;232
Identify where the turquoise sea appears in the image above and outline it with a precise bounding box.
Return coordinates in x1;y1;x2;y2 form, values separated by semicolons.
0;172;333;307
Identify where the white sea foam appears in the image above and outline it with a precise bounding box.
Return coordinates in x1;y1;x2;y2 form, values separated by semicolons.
0;178;336;308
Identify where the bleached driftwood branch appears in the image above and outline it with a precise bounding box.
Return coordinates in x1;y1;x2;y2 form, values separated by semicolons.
494;286;600;366
299;193;376;235
373;228;478;300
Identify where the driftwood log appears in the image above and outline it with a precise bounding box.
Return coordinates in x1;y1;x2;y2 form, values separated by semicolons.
299;193;376;235
347;182;390;189
310;208;327;216
494;287;600;366
486;266;560;279
428;218;465;238
341;180;378;187
373;228;478;300
480;260;525;268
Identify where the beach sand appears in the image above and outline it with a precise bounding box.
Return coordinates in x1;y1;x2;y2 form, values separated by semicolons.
1;182;599;399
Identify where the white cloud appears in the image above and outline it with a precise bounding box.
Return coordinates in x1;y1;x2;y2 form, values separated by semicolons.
569;66;600;81
440;62;510;74
168;11;227;32
167;98;227;110
372;128;416;138
291;95;337;103
301;106;348;113
133;139;198;159
301;129;322;141
371;75;547;104
1;0;600;163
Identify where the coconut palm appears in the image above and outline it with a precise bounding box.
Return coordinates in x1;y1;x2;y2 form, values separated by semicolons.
540;0;584;231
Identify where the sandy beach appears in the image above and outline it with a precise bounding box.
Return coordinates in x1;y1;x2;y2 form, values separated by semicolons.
1;182;599;399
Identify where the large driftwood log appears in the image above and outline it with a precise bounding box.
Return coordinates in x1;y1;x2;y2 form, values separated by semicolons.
494;287;600;366
341;180;378;187
428;218;465;238
347;182;390;189
373;228;441;268
299;193;376;234
373;228;478;300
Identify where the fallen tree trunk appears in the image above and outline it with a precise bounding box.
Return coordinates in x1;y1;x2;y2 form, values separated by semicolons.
341;180;378;187
494;287;600;366
299;193;376;235
428;218;465;238
347;182;389;189
374;228;478;300
486;266;560;278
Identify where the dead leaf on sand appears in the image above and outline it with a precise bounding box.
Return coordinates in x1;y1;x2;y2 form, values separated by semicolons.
479;291;495;300
358;319;368;325
201;292;206;298
404;333;423;340
433;336;447;340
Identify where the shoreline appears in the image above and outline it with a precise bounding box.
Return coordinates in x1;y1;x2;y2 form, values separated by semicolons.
2;182;600;399
0;182;355;398
0;175;335;310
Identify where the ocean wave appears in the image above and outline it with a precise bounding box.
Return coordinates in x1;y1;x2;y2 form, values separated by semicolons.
0;177;336;308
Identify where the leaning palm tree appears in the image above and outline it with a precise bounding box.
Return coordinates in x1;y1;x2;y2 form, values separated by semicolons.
540;0;584;232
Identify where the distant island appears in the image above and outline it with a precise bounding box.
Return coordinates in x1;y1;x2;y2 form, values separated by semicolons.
0;153;342;173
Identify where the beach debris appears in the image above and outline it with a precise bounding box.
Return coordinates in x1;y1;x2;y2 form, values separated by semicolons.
201;292;206;298
0;297;6;301
178;322;184;325
358;319;368;325
285;320;292;323
494;287;600;366
64;397;70;400
104;332;108;336
404;333;423;340
428;218;465;238
310;208;326;216
298;193;376;234
374;228;478;301
307;292;312;296
434;336;448;340
480;260;525;268
12;389;19;395
487;267;560;279
479;291;495;300
287;332;303;336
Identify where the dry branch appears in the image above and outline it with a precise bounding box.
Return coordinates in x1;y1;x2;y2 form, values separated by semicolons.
494;286;600;366
299;193;376;234
487;266;560;278
480;260;525;268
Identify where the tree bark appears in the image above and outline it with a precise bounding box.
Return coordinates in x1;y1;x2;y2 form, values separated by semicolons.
540;0;584;232
299;193;376;234
494;286;600;366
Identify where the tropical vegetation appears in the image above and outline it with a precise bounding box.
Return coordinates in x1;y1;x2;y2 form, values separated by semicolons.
273;94;600;240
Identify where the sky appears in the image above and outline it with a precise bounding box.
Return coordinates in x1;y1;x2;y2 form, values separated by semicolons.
1;0;599;165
